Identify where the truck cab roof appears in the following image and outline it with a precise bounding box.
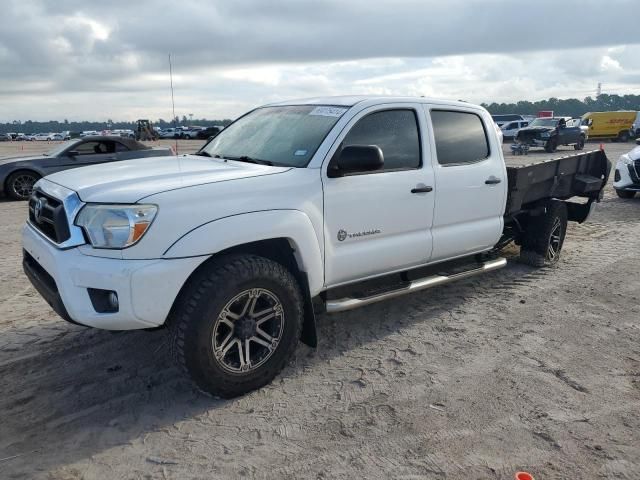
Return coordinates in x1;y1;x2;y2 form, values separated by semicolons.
266;95;476;110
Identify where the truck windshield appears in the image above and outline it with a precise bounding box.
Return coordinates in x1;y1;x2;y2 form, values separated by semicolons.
529;118;559;128
199;105;348;167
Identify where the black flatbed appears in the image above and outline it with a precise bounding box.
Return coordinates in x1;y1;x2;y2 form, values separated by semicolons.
504;149;610;216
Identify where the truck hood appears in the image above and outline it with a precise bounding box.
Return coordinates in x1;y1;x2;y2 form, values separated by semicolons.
44;154;292;203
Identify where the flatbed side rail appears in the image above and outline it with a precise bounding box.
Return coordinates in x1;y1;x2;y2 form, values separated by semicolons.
505;149;611;215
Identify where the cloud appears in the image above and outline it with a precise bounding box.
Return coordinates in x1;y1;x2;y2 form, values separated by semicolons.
0;0;639;120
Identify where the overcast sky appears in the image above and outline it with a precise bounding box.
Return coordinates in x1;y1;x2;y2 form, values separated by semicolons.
1;0;639;122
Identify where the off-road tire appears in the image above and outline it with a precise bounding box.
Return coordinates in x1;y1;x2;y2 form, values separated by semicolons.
574;135;585;150
170;254;304;398
6;170;40;200
544;138;557;153
616;189;636;199
519;200;568;268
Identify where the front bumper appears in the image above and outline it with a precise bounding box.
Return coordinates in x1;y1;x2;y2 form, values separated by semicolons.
613;159;640;191
516;137;548;147
22;223;207;330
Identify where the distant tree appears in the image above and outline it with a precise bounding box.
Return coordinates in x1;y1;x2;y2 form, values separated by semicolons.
482;93;640;117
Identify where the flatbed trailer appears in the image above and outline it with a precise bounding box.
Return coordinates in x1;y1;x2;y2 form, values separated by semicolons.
504;149;611;220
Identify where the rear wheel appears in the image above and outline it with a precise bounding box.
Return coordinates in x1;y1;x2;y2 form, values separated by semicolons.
574;135;585;150
520;200;568;267
170;255;303;398
616;189;636;199
544;138;557;153
618;130;630;143
6;170;40;200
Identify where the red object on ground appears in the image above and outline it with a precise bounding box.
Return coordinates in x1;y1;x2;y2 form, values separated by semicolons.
515;472;535;480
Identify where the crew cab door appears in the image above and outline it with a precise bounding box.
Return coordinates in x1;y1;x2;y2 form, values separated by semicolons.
322;104;435;287
426;107;507;261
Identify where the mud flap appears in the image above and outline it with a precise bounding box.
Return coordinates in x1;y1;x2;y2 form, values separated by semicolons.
566;199;595;224
297;271;317;347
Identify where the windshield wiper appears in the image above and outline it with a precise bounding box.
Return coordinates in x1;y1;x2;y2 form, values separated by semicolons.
194;151;211;157
224;155;274;166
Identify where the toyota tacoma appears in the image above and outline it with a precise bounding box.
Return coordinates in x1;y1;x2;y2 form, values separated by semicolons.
22;96;610;397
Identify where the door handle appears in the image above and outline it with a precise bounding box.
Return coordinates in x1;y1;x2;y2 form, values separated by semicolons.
411;185;433;194
485;176;501;185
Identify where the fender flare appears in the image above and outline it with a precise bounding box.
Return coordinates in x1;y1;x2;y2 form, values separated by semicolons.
163;209;325;296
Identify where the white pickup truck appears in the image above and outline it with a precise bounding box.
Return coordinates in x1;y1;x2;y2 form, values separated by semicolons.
22;96;610;397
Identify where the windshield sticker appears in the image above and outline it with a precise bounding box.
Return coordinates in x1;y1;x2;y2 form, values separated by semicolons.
309;106;348;117
294;149;308;156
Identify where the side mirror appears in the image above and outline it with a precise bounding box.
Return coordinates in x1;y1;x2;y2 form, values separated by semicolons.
636;137;640;145
328;145;384;177
67;150;79;157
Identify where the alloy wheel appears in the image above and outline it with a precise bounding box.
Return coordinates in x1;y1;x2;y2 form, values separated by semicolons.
212;288;284;374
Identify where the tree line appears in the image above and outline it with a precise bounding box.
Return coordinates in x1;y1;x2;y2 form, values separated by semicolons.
2;94;639;134
0;116;233;135
482;94;640;117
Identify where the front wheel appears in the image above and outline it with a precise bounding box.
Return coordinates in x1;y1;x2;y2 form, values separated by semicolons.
544;138;557;153
574;135;585;150
520;200;568;267
170;255;303;398
616;189;636;199
6;170;41;200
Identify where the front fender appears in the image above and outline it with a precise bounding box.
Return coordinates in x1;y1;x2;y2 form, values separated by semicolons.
163;209;324;296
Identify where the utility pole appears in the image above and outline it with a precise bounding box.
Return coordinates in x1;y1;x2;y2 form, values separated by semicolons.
189;113;193;125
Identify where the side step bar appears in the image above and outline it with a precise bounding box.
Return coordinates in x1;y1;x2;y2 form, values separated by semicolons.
325;257;507;313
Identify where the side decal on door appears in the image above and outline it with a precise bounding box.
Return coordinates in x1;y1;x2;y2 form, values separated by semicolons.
337;229;381;241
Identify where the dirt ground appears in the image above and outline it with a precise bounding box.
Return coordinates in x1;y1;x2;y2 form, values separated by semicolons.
0;140;639;479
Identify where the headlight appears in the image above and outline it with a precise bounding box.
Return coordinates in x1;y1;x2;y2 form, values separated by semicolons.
620;154;634;166
540;132;551;138
75;204;157;249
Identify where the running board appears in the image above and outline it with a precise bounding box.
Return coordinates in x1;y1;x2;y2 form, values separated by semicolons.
325;257;507;313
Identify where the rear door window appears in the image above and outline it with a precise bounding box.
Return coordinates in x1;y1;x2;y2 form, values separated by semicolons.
430;110;490;166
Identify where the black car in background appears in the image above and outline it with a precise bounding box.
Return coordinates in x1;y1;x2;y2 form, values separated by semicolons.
515;117;586;153
195;126;223;139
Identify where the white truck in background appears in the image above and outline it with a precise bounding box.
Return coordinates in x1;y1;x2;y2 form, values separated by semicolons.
22;96;610;397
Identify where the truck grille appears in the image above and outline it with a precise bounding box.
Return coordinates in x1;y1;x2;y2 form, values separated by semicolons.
28;190;71;244
629;160;640;184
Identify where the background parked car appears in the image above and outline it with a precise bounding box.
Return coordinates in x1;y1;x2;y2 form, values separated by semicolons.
491;114;530;128
0;136;173;200
500;120;529;140
0;134;12;142
159;128;180;139
182;127;205;139
32;133;51;141
613;140;640;198
631;111;640;138
195;126;223;139
80;130;100;137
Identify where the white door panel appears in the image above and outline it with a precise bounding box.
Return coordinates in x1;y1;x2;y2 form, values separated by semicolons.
430;160;505;259
323;171;434;285
425;106;507;261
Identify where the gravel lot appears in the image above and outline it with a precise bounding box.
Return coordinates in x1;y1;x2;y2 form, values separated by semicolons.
0;140;639;479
